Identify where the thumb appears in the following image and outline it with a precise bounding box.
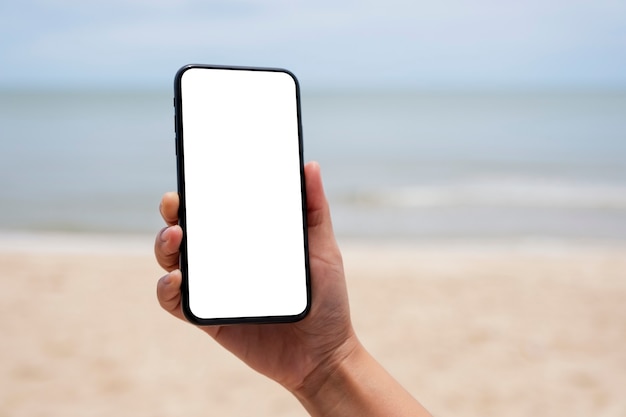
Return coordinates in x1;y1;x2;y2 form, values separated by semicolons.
304;161;338;248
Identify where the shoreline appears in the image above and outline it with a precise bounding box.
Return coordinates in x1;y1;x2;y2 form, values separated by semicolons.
1;229;625;255
0;230;155;255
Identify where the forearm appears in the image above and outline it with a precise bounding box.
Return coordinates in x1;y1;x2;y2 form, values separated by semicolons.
293;341;432;417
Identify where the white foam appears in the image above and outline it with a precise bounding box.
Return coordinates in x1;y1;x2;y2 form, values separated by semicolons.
345;178;626;209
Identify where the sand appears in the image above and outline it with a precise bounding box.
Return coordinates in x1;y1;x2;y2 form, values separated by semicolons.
1;234;625;417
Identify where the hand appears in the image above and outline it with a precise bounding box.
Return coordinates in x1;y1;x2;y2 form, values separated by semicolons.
154;161;358;391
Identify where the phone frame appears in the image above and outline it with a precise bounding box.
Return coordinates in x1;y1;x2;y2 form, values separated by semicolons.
173;64;311;326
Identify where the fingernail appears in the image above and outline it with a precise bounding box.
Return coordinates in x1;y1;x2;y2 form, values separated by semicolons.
160;227;170;242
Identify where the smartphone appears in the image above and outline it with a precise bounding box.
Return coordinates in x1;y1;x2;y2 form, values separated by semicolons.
174;64;310;325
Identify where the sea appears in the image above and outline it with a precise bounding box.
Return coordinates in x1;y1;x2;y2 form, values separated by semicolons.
1;89;625;241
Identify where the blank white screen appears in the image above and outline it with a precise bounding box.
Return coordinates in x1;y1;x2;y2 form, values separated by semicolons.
180;67;307;320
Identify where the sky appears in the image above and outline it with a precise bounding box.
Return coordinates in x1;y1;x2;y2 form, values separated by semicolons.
1;0;625;90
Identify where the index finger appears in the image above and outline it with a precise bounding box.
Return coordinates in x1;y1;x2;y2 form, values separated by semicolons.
159;192;179;226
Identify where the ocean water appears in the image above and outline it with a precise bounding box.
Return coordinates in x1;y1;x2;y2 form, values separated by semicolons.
1;89;625;239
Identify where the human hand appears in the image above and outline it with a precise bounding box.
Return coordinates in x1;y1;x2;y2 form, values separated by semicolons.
154;161;359;392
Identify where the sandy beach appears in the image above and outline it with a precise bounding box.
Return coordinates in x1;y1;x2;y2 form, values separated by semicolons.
1;233;625;417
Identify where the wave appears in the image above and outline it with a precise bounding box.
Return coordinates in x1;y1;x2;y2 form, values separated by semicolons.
336;178;626;210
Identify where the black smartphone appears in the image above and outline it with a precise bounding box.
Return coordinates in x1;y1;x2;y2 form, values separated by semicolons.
174;64;310;325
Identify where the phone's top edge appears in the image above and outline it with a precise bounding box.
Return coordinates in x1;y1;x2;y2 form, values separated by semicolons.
174;64;300;86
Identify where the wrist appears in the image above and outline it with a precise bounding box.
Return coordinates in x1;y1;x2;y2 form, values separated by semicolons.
292;336;366;416
291;337;433;417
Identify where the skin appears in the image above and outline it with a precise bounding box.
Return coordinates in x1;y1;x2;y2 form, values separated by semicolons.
154;161;433;416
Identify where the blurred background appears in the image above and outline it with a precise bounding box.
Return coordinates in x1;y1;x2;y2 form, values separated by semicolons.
1;0;626;240
1;3;626;417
